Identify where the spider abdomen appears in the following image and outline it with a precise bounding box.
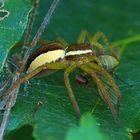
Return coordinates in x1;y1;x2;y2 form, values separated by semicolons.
27;42;65;74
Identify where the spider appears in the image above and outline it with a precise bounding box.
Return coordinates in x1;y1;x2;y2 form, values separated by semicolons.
1;30;121;121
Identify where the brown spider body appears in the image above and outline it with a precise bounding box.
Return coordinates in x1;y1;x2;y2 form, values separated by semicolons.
14;41;120;121
0;2;122;136
1;32;122;122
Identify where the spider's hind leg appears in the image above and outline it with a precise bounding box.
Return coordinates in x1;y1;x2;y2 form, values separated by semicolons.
80;64;118;122
92;72;119;122
88;62;121;117
102;70;122;117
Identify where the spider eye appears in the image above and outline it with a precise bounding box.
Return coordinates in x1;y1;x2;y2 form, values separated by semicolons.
26;43;65;73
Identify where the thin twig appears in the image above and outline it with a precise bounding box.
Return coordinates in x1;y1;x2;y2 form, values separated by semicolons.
19;0;60;74
0;93;18;140
31;0;60;48
19;0;39;74
0;0;60;100
0;0;39;137
23;0;39;46
0;75;20;140
0;78;13;110
0;0;60;139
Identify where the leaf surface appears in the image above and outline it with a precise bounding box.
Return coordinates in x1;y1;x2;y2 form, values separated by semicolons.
1;0;140;140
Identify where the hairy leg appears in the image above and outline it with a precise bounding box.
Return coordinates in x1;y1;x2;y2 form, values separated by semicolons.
91;72;118;121
101;70;121;116
77;30;88;44
79;65;118;121
77;30;105;54
90;31;119;58
90;31;111;50
56;37;69;48
64;65;81;118
0;61;69;100
0;56;99;104
87;62;121;116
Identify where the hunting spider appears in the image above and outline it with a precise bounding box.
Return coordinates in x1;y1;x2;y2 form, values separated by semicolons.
2;30;121;121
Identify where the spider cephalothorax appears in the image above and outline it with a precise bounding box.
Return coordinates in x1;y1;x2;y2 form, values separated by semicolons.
65;44;94;60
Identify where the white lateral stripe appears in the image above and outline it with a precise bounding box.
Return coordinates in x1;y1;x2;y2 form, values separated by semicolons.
27;49;65;73
66;50;92;56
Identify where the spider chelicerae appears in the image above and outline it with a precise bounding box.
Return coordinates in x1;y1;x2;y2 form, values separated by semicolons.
2;30;121;121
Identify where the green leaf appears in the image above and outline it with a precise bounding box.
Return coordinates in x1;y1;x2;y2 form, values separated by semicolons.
1;0;140;140
66;113;108;140
0;0;32;71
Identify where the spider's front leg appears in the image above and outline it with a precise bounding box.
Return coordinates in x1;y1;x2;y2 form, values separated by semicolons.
56;37;69;48
90;31;111;51
79;64;118;121
77;30;105;55
90;32;120;58
91;72;119;121
101;70;121;116
64;65;81;118
88;62;121;115
77;30;88;44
